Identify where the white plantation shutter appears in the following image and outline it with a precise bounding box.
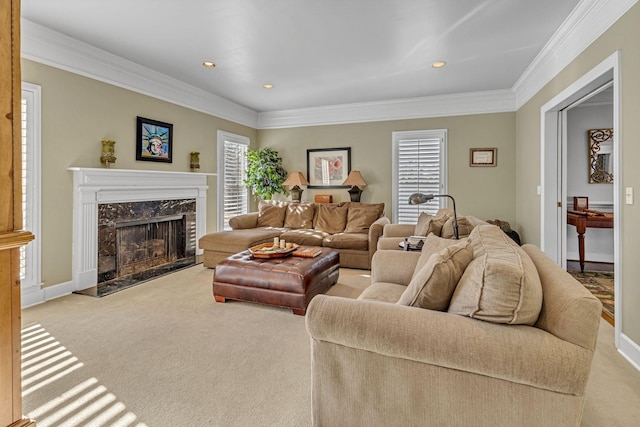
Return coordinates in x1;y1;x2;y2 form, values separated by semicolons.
392;130;448;224
217;131;249;230
20;83;42;294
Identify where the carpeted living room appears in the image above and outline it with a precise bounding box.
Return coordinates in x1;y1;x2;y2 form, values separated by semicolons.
19;266;640;426
4;1;640;426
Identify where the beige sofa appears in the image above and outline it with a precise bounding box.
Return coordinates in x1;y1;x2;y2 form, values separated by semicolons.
306;225;602;426
199;201;389;269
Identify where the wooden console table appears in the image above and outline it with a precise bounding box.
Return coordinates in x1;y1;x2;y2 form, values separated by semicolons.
567;210;613;273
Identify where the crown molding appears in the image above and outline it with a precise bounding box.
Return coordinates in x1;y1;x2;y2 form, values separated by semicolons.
256;90;516;129
21;19;258;128
513;0;638;109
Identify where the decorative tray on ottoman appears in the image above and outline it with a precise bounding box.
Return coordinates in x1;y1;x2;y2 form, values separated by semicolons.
249;242;299;259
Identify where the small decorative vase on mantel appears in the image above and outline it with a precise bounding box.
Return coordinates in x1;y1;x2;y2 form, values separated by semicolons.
100;139;117;168
190;151;200;172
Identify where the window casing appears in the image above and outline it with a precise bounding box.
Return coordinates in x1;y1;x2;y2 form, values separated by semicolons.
20;82;42;293
392;130;448;224
217;131;249;231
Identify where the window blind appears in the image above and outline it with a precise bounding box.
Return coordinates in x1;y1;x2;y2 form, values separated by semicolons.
222;140;248;230
392;130;447;224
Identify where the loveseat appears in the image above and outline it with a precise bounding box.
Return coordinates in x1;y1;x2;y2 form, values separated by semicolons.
199;200;389;269
306;225;602;426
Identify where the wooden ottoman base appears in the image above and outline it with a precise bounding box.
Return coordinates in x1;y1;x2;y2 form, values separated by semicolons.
212;248;340;315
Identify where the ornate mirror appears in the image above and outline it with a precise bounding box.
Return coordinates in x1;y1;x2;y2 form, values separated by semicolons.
588;128;613;184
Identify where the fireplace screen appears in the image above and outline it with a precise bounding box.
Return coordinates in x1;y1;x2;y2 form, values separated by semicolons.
116;215;187;277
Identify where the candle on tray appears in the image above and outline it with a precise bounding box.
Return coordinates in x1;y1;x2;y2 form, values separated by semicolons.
273;237;279;248
280;239;286;249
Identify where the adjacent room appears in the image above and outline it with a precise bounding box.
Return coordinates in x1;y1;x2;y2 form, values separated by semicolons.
3;0;640;426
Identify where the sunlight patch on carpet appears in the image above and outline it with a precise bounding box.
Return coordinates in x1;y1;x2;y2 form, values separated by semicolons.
21;323;148;427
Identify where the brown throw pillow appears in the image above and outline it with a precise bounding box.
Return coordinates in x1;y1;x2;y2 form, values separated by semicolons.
412;234;469;276
256;200;287;227
448;225;543;325
441;216;475;239
343;206;380;233
397;239;474;311
314;204;348;234
283;203;315;229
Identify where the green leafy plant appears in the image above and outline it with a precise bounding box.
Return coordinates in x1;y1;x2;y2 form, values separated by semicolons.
244;148;288;200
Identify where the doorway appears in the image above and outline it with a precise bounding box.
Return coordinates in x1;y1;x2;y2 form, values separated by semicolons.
540;51;621;346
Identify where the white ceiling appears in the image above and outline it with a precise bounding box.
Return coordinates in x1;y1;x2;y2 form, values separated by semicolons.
22;0;583;114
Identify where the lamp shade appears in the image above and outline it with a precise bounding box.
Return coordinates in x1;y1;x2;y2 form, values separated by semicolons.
342;170;367;187
283;171;309;187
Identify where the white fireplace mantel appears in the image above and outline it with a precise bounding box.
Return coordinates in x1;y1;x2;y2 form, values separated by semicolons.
69;167;214;291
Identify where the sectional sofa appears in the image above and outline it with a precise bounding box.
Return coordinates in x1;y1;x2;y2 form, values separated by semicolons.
199;200;389;269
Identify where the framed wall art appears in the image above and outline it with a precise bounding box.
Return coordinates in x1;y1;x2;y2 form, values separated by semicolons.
470;148;497;167
307;147;351;188
136;116;173;163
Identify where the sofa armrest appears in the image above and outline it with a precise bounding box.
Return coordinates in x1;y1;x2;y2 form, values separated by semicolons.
229;212;259;229
367;216;390;262
371;250;420;285
306;295;594;395
382;223;415;237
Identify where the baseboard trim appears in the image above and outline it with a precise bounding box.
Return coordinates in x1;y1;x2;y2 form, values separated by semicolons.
22;280;74;308
619;333;640;372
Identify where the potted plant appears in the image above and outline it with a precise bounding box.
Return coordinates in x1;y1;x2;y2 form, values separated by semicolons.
244;147;288;200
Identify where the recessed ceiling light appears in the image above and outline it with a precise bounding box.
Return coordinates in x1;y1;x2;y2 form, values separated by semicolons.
432;61;447;68
202;61;216;68
263;83;274;89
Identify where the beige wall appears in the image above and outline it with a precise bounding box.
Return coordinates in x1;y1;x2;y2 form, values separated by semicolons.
22;60;256;287
515;3;640;343
258;112;516;225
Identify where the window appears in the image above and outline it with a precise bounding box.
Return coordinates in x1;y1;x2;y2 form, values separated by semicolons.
392;130;448;224
20;82;42;293
217;131;249;230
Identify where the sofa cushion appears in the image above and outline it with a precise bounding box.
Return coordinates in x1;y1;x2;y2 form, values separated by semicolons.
314;204;348;233
198;228;283;253
441;216;475;239
256;200;288;227
284;203;315;229
357;282;407;303
344;206;381;233
280;229;327;246
397;239;474;310
448;224;543;325
341;202;385;218
323;232;368;250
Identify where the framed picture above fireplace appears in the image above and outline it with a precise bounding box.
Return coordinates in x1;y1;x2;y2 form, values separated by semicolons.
136;116;173;163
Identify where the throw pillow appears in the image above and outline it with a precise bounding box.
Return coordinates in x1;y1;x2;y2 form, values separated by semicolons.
343;206;381;233
412;233;467;276
283;203;315;229
314;204;348;234
414;213;448;237
256;200;287;228
397;239;474;310
448;225;543;325
414;212;432;235
441;216;475;239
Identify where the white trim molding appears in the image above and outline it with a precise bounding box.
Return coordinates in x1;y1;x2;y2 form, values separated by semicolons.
513;0;638;109
68;168;212;292
257;90;515;129
21;19;258;128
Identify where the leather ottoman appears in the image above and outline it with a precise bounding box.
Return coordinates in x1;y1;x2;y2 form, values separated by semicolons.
212;248;340;315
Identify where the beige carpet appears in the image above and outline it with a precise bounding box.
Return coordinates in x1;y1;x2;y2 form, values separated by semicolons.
21;265;640;426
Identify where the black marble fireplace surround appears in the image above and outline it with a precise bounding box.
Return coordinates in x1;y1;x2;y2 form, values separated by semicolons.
81;199;196;297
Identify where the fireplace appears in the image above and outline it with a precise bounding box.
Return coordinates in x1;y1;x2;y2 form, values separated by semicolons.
86;199;197;296
69;168;210;296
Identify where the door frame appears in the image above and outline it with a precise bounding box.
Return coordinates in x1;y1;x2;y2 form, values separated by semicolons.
540;51;621;345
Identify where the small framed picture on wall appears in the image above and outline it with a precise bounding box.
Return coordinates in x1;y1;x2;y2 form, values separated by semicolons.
136;116;173;163
470;148;497;167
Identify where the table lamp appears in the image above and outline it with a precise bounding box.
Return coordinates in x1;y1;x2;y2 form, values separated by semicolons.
343;170;367;202
283;171;309;202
